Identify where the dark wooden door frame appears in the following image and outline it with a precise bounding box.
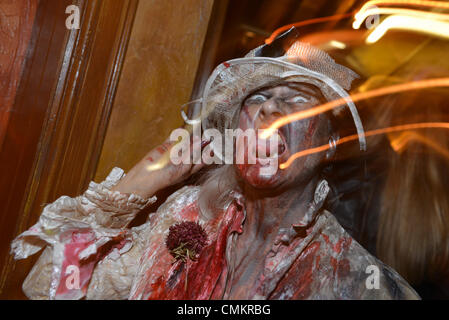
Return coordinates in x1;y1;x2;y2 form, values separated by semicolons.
0;0;139;298
188;0;229;118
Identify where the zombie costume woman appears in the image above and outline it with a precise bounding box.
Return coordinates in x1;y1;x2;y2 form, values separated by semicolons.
11;34;420;300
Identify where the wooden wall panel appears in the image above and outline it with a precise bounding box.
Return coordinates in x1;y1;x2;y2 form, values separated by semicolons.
94;0;214;181
0;0;138;299
0;0;216;299
0;0;38;150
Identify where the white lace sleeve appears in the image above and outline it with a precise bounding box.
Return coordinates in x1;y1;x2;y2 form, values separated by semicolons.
10;167;156;300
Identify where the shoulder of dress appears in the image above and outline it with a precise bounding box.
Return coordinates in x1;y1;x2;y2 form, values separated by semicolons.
319;210;420;299
148;185;202;225
163;185;201;209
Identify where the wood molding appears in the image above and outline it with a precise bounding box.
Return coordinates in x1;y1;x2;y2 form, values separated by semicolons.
0;0;138;298
188;0;229;118
0;0;38;150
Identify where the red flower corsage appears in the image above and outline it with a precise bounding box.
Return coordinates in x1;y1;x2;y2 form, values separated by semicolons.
165;221;208;262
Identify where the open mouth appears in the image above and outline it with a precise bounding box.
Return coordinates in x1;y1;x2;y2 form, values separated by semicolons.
255;130;287;159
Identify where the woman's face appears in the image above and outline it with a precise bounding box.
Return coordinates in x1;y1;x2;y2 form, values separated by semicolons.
235;82;333;190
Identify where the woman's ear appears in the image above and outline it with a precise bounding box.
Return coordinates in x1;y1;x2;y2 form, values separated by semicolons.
326;133;339;160
326;114;339;160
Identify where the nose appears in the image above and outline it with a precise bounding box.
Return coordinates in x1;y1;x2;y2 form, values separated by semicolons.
259;98;283;119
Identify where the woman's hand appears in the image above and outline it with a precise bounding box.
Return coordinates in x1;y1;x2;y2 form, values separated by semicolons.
110;134;210;199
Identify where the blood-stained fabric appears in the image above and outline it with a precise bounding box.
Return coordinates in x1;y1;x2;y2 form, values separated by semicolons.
11;167;419;300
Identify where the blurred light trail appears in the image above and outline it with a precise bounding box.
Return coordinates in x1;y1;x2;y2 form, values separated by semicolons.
260;78;449;140
328;40;347;49
366;14;449;43
280;122;449;169
299;30;364;48
265;13;353;44
353;8;449;29
358;0;449;15
267;1;449;44
389;131;449;160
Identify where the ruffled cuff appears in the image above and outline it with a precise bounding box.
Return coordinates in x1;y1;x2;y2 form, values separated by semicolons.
82;167;157;228
10;167;156;299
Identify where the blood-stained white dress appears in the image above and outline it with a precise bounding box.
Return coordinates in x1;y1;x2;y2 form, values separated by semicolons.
11;167;419;300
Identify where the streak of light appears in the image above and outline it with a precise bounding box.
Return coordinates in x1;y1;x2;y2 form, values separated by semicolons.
366;15;449;43
280;122;449;169
298;30;364;48
390;131;449;160
265;13;353;44
357;0;449;15
267;1;449;45
353;7;449;29
313;39;348;51
260;78;449;140
328;40;347;49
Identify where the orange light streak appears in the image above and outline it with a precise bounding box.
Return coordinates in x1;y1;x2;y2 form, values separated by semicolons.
389;131;449;159
265;13;353;44
353;7;449;29
280;122;449;169
357;0;449;15
267;1;449;45
261;78;449;139
366;14;449;43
